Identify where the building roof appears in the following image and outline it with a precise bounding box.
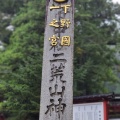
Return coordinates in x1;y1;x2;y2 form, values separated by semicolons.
73;93;120;104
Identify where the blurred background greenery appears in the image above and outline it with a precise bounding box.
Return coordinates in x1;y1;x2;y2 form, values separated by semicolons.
0;0;120;119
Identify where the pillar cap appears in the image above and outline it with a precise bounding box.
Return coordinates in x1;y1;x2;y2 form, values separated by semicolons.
53;0;68;3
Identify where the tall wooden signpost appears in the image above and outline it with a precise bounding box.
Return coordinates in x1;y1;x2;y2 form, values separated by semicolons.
39;0;74;120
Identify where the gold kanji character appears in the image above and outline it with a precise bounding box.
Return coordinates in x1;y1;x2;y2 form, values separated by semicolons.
49;19;59;28
49;35;59;46
61;5;71;13
50;6;60;10
60;19;71;28
61;36;70;46
50;4;71;14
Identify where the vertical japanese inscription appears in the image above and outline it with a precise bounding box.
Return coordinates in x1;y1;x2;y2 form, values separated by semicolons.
39;0;74;120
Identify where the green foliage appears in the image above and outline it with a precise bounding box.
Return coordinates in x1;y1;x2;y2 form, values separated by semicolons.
0;0;26;45
0;13;11;44
74;0;120;96
0;0;24;14
0;0;45;119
